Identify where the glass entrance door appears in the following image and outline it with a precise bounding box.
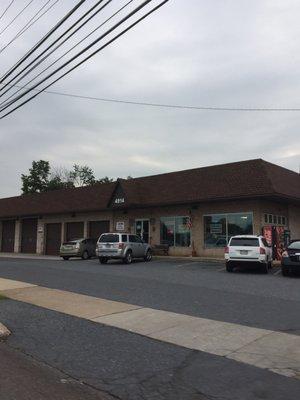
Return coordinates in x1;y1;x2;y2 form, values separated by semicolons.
135;220;150;243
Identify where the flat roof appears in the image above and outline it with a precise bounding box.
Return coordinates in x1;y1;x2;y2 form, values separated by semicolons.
0;159;299;219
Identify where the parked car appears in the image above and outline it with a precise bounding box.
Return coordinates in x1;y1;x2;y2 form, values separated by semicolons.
281;240;300;276
96;233;152;264
60;238;96;260
225;235;272;273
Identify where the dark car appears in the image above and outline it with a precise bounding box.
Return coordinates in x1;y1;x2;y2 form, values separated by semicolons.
281;240;300;276
60;238;97;260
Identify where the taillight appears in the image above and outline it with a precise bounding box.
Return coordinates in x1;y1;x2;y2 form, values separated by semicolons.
118;243;124;249
259;247;266;255
225;246;229;254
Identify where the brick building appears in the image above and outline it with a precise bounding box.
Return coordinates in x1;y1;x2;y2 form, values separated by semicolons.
0;159;299;258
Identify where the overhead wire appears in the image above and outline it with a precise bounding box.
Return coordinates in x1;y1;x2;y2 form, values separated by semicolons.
0;0;113;100
0;0;35;38
2;81;300;112
0;0;135;107
0;0;170;119
0;0;155;111
0;0;88;87
0;0;15;23
0;0;61;55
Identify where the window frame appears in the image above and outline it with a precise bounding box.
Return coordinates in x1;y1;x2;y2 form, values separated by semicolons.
203;211;254;249
160;216;191;247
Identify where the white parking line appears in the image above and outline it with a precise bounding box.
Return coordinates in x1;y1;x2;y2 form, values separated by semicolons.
175;262;199;268
217;267;226;272
273;269;282;276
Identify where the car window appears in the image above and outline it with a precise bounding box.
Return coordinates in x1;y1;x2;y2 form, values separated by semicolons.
261;238;269;247
288;241;300;250
63;241;77;245
230;238;259;247
121;235;128;242
129;235;137;243
99;234;119;243
135;235;143;243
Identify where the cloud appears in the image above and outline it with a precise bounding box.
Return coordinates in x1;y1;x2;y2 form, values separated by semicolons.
0;0;299;197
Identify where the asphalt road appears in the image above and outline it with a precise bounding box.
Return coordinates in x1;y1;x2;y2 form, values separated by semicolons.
0;257;299;332
0;257;299;400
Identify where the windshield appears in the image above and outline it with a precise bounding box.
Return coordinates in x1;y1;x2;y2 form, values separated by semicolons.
288;241;300;250
230;238;259;247
99;234;119;243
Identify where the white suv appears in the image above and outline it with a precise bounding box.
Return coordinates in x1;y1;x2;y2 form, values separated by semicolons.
225;235;272;273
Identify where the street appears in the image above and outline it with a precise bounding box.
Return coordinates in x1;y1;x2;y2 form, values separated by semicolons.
0;256;299;400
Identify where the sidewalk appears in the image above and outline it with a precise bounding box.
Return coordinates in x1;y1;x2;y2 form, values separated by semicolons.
0;276;298;379
0;252;60;261
0;252;223;263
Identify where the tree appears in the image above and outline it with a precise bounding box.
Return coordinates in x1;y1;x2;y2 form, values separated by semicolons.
21;160;51;194
21;161;116;194
69;164;96;187
96;176;114;184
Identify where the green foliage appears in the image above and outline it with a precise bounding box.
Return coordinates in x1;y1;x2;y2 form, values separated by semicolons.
21;161;117;194
21;160;50;194
69;164;96;187
96;176;114;184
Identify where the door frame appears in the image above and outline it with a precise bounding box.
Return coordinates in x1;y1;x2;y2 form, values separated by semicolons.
135;219;150;243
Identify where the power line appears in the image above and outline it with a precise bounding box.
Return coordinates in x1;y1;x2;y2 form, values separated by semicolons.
0;0;88;87
0;0;60;55
0;0;170;119
0;0;135;107
3;82;300;113
0;0;156;112
42;91;300;112
0;0;15;22
0;0;113;100
0;0;35;38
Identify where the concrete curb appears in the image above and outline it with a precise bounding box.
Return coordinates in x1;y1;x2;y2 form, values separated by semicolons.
0;322;10;340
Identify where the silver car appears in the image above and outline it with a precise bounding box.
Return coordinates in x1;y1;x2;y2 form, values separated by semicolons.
96;233;152;264
60;238;96;260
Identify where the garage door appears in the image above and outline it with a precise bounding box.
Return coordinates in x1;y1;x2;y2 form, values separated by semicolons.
45;223;62;255
1;220;15;253
66;222;84;242
89;221;110;241
21;219;38;254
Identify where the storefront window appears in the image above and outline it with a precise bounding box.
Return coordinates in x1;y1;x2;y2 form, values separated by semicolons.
160;217;191;247
204;212;253;248
227;213;253;239
204;214;227;248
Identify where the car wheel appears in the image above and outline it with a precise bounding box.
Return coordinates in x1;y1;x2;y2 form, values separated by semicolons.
281;266;289;277
81;251;89;260
62;256;69;261
226;263;233;272
99;257;108;264
261;262;268;274
144;249;152;262
123;251;132;264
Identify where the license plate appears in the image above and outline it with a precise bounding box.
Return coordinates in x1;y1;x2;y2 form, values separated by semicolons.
240;250;248;255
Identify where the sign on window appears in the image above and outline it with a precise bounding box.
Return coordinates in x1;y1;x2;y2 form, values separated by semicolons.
116;221;125;231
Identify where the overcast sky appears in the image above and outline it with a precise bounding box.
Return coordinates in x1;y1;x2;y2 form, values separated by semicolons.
0;0;299;198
